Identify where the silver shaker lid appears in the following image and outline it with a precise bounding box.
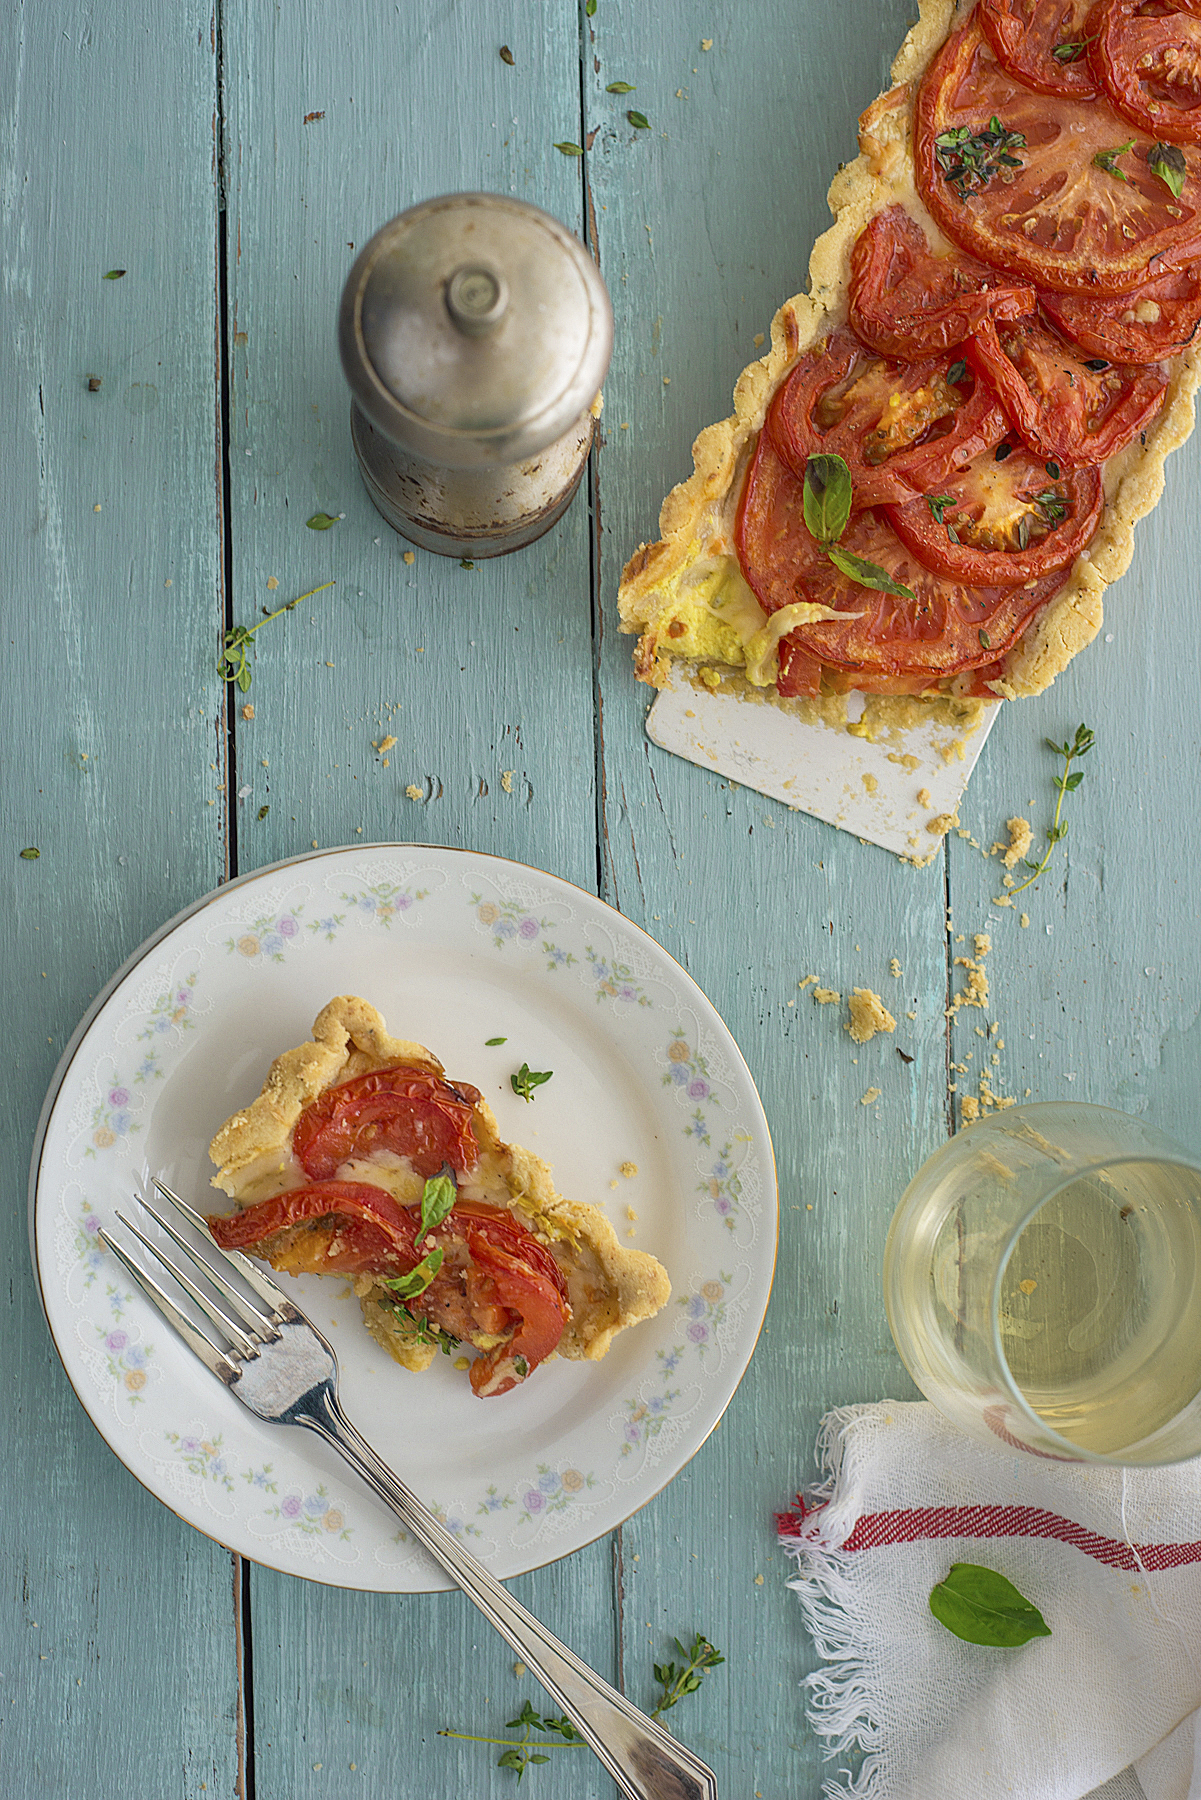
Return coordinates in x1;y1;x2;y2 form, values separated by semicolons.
339;193;613;470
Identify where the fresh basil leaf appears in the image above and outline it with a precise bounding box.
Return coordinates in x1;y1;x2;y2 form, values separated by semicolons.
929;1563;1051;1648
627;110;650;130
826;545;915;600
803;454;853;546
418;1173;456;1244
384;1247;444;1301
305;511;340;530
1150;141;1187;200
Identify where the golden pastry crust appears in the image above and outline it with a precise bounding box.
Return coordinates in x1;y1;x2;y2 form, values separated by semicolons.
207;997;671;1377
617;0;1201;714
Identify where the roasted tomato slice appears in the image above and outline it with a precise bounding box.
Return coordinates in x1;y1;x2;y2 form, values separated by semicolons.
848;205;1035;358
291;1065;482;1181
768;327;1006;508
1091;0;1201;143
1041;259;1201;360
735;428;1070;697
966;316;1169;464
885;446;1103;587
978;0;1100;99
207;1180;422;1272
207;1187;570;1397
915;18;1201;295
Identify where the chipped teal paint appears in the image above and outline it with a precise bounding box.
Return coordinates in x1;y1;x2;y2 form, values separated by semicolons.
4;1;1201;1798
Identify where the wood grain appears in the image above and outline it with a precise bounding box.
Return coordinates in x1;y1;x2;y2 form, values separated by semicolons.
6;0;1201;1795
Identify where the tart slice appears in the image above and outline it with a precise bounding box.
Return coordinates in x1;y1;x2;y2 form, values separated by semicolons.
206;996;670;1398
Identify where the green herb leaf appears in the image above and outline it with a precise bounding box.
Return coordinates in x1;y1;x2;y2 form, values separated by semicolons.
256;804;269;821
485;1036;508;1045
826;545;916;600
606;81;635;93
929;1563;1051;1648
460;558;476;568
418;1173;457;1245
1009;724;1095;896
384;1247;444;1300
934;118;1025;199
650;1634;725;1719
216;582;336;692
802;453;853;546
926;492;957;525
305;511;341;530
499;44;515;64
627;109;650;129
19;846;40;859
585;0;596;12
554;140;583;155
1052;39;1087;62
978;629;991;649
1033;487;1067;526
946;359;967;385
1150;141;1188;200
511;1062;553;1102
1093;139;1134;182
103;268;126;280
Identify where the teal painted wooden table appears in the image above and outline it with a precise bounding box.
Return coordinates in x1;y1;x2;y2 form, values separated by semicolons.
5;3;1201;1796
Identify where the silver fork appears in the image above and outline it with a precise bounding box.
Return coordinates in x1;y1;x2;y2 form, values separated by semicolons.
99;1181;718;1800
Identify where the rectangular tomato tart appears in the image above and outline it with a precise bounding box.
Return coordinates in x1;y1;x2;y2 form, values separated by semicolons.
618;0;1201;731
206;996;670;1398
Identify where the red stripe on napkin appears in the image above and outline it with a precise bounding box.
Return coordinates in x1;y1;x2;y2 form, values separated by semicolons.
777;1501;1201;1572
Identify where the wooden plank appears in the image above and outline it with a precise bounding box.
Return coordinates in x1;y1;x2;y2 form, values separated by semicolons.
586;2;946;1792
0;3;239;1795
218;4;618;1795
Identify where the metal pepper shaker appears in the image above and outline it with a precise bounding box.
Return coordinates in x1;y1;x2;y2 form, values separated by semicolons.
338;193;613;558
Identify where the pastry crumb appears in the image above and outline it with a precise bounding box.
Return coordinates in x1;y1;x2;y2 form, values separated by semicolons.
501;769;515;793
862;772;878;794
1020;912;1030;928
403;550;416;565
375;735;397;754
961;1095;980;1123
405;783;423;801
860;1087;881;1106
889;957;902;979
266;575;279;590
996;816;1033;869
926;811;959;837
917;786;932;808
626;1205;638;1222
813;986;841;1006
241;703;255;721
620;1161;638;1178
848;988;896;1044
798;974;818;990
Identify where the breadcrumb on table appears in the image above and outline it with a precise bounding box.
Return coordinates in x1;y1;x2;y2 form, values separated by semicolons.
848;988;896;1044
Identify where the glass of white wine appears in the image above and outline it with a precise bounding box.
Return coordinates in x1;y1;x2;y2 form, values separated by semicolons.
883;1102;1201;1465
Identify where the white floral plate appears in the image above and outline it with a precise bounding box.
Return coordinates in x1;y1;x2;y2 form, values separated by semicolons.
30;846;776;1592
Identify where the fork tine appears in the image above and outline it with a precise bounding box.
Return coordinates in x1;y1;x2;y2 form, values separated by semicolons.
99;1227;240;1382
114;1208;263;1359
136;1192;279;1341
153;1179;300;1321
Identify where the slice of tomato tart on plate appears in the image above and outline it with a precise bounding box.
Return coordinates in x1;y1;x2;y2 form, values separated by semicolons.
618;0;1201;735
206;996;671;1399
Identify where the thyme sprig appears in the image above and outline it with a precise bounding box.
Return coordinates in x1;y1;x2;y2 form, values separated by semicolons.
511;1062;553;1102
217;581;336;692
1008;724;1096;896
934;116;1026;200
441;1633;722;1780
651;1634;725;1720
440;1704;585;1781
1094;139;1135;183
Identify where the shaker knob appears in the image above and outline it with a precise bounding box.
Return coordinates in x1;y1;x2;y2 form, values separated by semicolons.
445;265;509;337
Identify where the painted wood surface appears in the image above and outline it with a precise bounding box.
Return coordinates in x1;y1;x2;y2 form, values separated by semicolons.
3;0;1200;1796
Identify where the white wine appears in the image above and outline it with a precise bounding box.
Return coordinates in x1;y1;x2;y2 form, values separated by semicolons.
994;1165;1201;1455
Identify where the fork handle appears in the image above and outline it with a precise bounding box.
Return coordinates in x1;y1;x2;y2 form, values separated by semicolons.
299;1386;717;1800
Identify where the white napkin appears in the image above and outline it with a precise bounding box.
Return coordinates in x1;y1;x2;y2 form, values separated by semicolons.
777;1402;1201;1800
